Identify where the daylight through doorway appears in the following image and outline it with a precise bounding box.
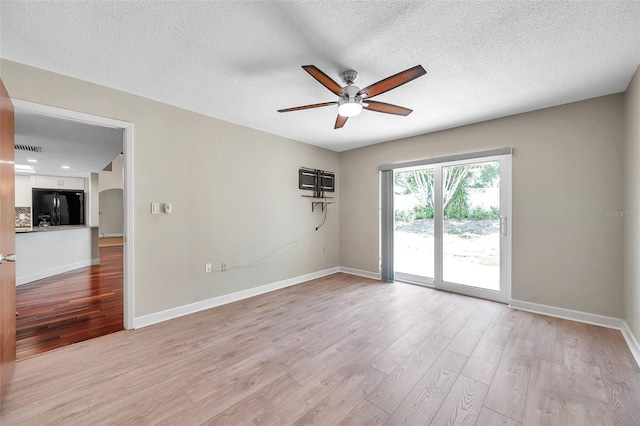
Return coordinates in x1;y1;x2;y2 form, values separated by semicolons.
387;151;511;303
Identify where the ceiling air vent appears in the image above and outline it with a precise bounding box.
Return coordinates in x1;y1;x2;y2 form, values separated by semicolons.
15;144;43;153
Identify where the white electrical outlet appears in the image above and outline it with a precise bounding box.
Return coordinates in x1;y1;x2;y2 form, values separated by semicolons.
205;263;212;274
221;262;227;272
151;203;160;214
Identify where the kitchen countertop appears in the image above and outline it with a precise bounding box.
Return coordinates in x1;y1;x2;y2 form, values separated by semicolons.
16;225;98;234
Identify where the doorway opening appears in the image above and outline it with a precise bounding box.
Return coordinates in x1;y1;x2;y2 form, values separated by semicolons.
13;100;133;356
381;150;511;303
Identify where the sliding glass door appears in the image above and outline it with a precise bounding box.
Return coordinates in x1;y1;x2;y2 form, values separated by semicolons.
390;153;511;303
394;167;435;283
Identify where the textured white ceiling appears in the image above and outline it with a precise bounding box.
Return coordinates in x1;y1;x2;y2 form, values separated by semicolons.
2;1;639;152
14;111;123;178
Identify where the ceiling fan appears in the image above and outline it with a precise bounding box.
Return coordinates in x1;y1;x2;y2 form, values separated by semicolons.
278;64;426;129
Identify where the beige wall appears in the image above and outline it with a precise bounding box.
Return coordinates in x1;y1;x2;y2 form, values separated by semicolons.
624;66;640;337
98;154;124;236
99;154;124;192
1;60;340;317
99;188;123;236
340;95;625;317
88;173;99;227
2;58;631;324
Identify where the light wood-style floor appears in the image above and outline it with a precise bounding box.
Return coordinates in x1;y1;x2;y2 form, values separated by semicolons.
1;274;639;424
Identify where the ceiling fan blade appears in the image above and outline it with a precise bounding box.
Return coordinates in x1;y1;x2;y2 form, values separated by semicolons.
363;100;413;116
357;65;426;99
335;115;348;129
302;65;347;96
278;102;337;113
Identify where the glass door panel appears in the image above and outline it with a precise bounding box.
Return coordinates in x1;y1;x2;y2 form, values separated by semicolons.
389;154;510;303
442;161;500;290
394;168;435;282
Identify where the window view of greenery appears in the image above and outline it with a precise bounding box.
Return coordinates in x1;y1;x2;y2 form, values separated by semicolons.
394;167;436;278
394;161;500;290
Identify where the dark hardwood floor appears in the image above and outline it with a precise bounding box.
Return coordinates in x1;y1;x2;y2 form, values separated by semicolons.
15;246;123;359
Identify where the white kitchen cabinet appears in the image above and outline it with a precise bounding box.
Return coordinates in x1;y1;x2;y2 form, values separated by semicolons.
15;175;32;207
31;175;58;189
32;175;86;190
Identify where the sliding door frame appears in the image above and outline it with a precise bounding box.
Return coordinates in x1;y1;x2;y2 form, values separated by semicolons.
380;148;512;303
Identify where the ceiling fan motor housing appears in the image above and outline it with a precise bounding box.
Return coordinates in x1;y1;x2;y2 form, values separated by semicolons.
344;85;361;100
338;85;363;117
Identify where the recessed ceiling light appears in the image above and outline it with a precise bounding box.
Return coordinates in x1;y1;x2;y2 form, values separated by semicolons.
61;165;70;169
27;159;38;163
15;164;35;173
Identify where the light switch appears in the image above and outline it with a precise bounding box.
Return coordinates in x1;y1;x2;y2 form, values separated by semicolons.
151;203;160;214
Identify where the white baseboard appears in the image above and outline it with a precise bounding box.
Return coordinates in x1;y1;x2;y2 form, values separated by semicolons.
509;299;624;330
16;260;93;286
621;321;640;369
100;233;123;238
92;258;100;265
339;267;381;280
133;266;341;329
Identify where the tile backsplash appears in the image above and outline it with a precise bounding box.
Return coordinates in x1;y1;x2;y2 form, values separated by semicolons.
15;206;31;228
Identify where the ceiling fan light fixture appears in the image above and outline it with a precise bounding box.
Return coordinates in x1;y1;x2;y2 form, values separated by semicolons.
338;100;363;117
338;85;363;117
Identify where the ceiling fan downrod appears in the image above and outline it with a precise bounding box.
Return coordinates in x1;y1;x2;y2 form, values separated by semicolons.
339;70;358;86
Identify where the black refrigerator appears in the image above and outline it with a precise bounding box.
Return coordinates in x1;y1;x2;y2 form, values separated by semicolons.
32;189;85;227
